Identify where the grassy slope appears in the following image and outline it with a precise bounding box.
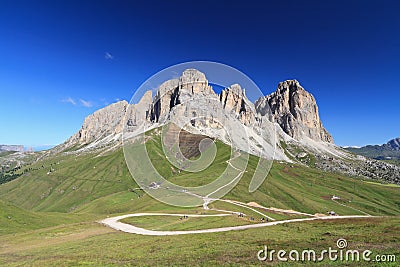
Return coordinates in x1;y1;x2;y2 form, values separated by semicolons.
0;135;399;217
226;158;400;216
0;200;94;235
0;150;135;212
143;133;400;217
0;134;399;266
146;132;232;187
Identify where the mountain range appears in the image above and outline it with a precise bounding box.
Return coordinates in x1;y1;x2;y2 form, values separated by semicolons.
46;69;398;185
0;145;24;152
345;137;400;160
58;69;334;155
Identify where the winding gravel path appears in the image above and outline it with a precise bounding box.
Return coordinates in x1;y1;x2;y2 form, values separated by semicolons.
100;213;371;236
101;150;372;236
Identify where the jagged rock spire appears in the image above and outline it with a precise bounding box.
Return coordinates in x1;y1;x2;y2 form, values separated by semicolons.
256;80;333;143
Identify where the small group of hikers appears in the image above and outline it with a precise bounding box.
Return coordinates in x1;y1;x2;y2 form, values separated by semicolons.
238;212;268;222
179;215;189;220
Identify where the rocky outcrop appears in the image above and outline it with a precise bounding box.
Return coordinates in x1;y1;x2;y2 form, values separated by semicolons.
149;79;179;122
149;69;216;123
126;90;153;128
62;71;334;154
73;101;129;145
220;84;255;125
256;80;333;143
178;69;214;95
65;91;153;147
315;153;400;184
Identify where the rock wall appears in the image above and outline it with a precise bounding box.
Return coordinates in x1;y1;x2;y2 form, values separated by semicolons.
66;91;153;146
62;71;334;151
220;84;255;126
256;80;333;143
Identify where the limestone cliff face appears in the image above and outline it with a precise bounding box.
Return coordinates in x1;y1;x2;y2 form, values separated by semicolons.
126;90;153;128
62;71;334;153
256;80;333;143
149;70;255;126
75;101;129;144
219;84;255;125
65;91;152;146
149;79;179;122
149;69;216;123
178;69;214;95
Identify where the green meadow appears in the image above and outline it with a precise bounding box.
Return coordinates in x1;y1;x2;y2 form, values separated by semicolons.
0;135;399;266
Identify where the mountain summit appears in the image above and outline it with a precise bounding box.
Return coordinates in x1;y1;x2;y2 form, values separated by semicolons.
60;69;333;155
256;80;333;143
387;137;400;151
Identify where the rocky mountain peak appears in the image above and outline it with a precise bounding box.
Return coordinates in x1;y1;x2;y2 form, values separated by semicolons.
61;71;334;155
72;101;129;145
220;84;254;125
150;70;216;123
178;69;214;95
276;79;302;93
220;84;245;109
386;137;400;150
258;80;333;143
227;83;245;96
180;69;207;84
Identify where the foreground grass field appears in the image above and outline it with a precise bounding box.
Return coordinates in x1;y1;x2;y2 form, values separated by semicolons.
0;143;399;217
0;216;398;266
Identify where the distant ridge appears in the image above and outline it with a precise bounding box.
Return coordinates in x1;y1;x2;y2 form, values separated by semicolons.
0;145;24;152
345;137;400;159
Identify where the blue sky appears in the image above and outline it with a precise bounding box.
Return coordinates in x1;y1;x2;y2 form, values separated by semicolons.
0;0;399;147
